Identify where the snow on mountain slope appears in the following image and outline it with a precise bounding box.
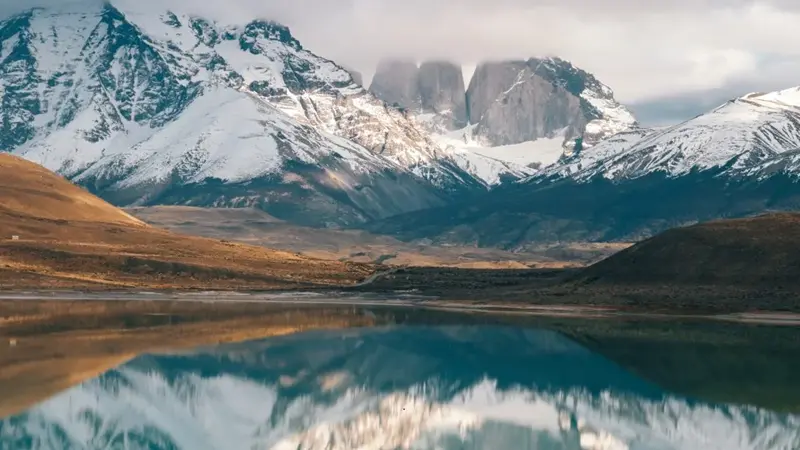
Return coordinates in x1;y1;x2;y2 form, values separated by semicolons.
446;149;536;186
112;3;481;191
581;87;639;145
533;57;638;146
3;326;799;450
0;2;484;226
53;88;395;190
538;87;800;182
432;125;545;185
536;128;653;181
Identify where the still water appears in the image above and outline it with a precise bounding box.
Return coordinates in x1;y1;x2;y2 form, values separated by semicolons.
1;320;799;449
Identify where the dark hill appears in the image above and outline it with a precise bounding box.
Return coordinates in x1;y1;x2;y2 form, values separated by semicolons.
578;213;800;288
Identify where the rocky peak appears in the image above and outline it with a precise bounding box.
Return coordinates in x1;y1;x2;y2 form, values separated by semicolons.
240;20;302;53
472;64;585;146
465;61;527;126
465;57;636;147
417;61;468;130
369;59;421;111
370;59;468;131
0;3;487;227
528;58;605;101
187;17;221;46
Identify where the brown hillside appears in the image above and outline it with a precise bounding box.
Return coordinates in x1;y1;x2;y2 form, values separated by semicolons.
0;154;373;289
579;213;800;287
0;155;144;227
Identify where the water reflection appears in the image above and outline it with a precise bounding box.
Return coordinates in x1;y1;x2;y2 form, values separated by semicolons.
2;325;799;449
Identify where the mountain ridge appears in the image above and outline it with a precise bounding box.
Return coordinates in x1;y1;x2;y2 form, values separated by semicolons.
369;57;638;181
369;85;800;246
0;2;488;227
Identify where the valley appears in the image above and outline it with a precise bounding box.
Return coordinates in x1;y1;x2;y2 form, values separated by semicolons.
127;206;625;268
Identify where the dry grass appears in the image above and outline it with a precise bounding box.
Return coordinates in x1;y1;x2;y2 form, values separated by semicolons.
0;154;374;289
580;212;800;287
0;155;144;227
128;206;627;269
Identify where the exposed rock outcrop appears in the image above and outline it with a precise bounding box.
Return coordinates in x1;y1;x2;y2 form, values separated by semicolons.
1;4;485;228
417;61;468;130
369;59;421;110
466;61;528;126
466;58;636;147
370;59;468;131
473;67;585;145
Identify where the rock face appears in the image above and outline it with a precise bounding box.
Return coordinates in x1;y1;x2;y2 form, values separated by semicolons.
417;61;468;129
471;67;585;145
368;59;421;110
0;3;486;227
466;61;527;126
466;58;636;147
370;59;468;131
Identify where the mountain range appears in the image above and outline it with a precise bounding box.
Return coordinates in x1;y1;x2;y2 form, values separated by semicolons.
0;1;642;227
0;2;488;228
370;87;800;247
369;57;639;178
4;2;800;245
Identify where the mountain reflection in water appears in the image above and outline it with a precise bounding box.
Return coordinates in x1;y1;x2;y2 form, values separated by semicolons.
1;325;799;450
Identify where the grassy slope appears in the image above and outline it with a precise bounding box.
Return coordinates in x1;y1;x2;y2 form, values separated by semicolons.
0;155;373;289
579;213;800;287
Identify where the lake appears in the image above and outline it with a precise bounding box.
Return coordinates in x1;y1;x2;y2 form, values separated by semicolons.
1;310;799;449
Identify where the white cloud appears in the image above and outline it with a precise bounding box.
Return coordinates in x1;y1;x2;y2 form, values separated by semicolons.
3;0;800;120
225;0;800;104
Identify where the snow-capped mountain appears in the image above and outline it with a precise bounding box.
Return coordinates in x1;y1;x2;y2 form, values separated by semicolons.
0;2;485;227
540;88;800;182
367;85;800;246
3;326;798;449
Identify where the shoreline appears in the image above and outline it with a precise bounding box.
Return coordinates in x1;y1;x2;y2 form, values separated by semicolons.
0;290;798;326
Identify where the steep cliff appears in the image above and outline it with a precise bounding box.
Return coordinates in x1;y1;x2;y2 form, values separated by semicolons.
368;59;421;110
466;58;636;147
417;61;469;130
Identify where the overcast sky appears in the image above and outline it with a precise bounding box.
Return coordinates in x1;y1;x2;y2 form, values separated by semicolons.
5;0;800;125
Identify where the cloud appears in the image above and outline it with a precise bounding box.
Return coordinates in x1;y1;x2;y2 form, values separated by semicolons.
271;0;800;104
4;0;800;124
630;53;800;126
166;0;800;106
